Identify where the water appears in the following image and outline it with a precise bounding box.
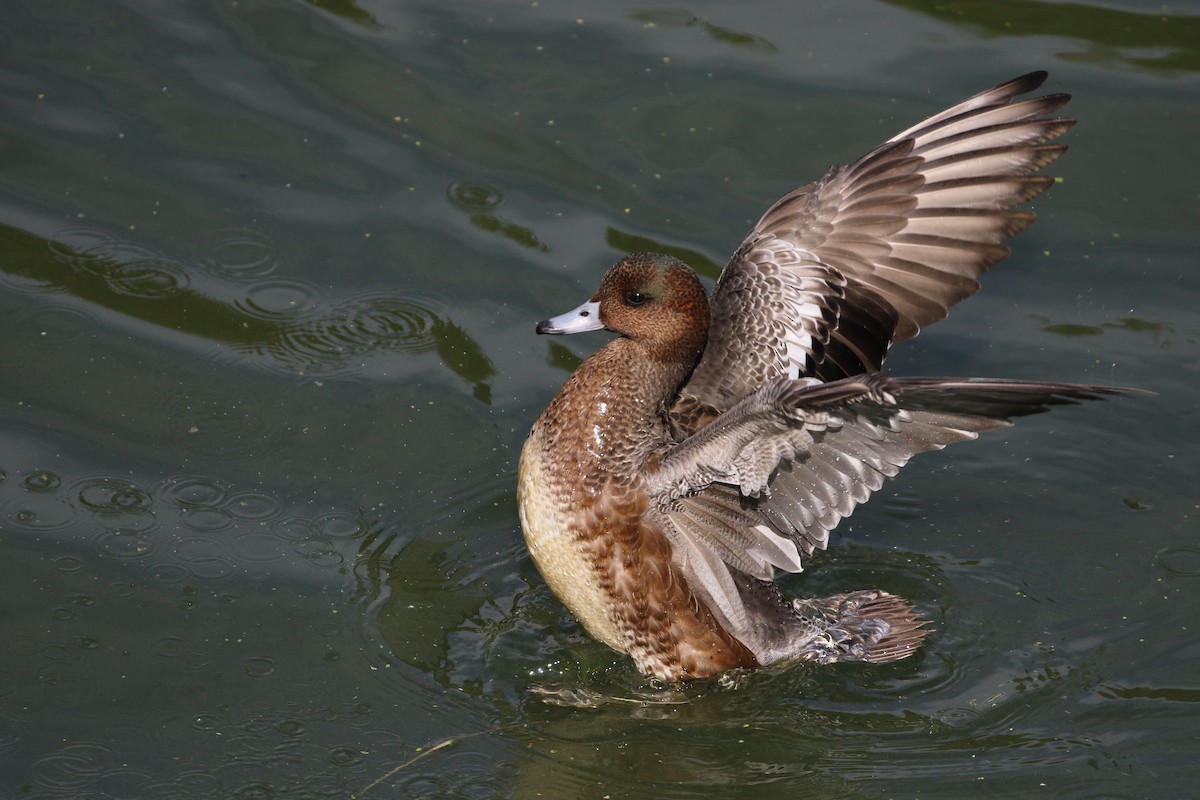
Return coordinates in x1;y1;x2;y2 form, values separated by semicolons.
1;1;1197;797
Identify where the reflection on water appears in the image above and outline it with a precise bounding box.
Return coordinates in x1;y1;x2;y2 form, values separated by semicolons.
1;0;1197;797
629;9;781;54
1;221;496;398
886;0;1200;73
447;180;550;253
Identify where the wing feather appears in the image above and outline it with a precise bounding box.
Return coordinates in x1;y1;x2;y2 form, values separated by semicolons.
654;374;1131;631
677;72;1074;410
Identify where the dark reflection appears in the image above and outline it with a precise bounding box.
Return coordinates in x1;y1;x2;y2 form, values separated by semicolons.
545;340;584;373
1;223;495;401
446;181;550;253
431;318;496;404
1043;322;1104;337
628;9;779;53
1033;313;1178;347
886;0;1200;73
363;534;490;686
302;0;380;29
605;226;722;279
1099;685;1200;702
1104;317;1175;346
1;222;278;342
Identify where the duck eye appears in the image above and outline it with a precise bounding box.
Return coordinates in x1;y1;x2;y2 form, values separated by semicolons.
625;291;649;307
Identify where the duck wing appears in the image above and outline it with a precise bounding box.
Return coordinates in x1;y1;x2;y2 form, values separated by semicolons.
649;374;1128;630
679;71;1074;408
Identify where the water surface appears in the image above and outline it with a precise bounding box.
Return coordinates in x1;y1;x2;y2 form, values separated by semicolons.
1;1;1197;797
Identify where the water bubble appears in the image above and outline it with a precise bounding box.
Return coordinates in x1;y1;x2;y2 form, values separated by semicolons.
23;470;63;492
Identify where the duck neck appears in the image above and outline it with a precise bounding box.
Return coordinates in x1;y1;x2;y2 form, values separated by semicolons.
581;332;705;425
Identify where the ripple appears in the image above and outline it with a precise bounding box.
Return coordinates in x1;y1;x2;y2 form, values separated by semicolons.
292;538;344;567
264;290;443;374
446;180;503;211
153;635;189;658
22;469;63;492
17;304;100;344
224;491;283;521
272;517;318;541
104;258;190;298
243;656;276;678
49;224;123;259
72;474;153;513
55;229;191;299
198;225;286;281
316;512;367;541
236;279;321;321
54;555;83;572
91;529;157;561
230;531;290;565
169;390;282;463
72;476;157;530
2;494;77;532
147;562;192;585
174;536;236;580
276;719;306;737
191;713;222;732
327;745;365;767
28;742;113;790
160;475;228;509
180;507;235;533
1156;544;1200;578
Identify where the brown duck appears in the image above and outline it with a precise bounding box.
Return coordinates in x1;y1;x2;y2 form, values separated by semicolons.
518;72;1136;682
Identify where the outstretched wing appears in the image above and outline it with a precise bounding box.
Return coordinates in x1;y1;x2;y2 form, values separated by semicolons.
680;71;1074;410
649;374;1128;632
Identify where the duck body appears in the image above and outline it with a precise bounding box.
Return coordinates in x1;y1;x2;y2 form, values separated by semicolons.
519;336;761;679
518;73;1138;682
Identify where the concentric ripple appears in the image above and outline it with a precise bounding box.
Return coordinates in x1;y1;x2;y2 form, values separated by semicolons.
446;180;503;211
17;304;101;345
2;468;373;590
255;289;445;375
50;225;191;299
1156;544;1200;578
235;279;322;321
197;225;287;281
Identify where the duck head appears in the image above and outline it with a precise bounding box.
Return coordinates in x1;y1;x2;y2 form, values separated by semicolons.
536;253;710;362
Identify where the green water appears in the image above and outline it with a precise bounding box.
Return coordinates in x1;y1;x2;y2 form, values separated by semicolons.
1;1;1196;797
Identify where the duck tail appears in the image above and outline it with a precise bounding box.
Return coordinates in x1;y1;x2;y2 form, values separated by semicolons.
790;590;927;664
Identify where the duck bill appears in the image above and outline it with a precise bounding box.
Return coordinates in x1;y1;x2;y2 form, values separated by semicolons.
536;300;603;335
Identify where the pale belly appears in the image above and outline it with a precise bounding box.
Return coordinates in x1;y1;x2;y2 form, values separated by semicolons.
517;428;626;654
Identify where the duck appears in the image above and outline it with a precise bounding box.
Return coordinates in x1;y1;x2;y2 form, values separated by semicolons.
518;72;1134;682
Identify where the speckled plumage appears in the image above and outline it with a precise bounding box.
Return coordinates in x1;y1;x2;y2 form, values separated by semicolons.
518;73;1141;682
